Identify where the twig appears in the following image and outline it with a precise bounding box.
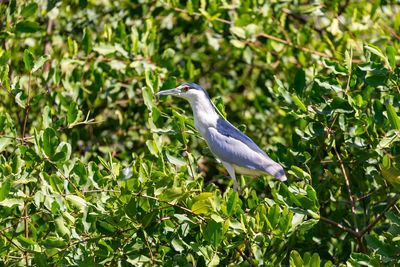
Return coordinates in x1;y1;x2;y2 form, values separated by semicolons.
143;230;155;263
0;229;26;253
333;144;365;251
132;193;207;223
23;185;29;265
48;158;81;195
43;18;53;73
338;0;351;16
359;194;400;236
235;247;257;267
345;47;353;94
21;71;32;144
319;216;358;236
281;7;325;34
170;4;349;61
172;6;232;24
179;128;195;178
255;33;333;59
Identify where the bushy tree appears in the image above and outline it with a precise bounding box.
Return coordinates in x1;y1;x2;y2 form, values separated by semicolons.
0;0;399;266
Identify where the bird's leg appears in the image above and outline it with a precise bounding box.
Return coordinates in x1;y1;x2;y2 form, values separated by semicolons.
221;161;238;192
239;176;259;194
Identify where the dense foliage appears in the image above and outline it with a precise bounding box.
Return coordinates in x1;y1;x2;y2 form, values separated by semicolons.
1;0;400;266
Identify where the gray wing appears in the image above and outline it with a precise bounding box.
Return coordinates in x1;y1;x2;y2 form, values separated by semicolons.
205;118;286;180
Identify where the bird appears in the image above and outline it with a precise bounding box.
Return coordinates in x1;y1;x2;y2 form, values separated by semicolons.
155;83;287;193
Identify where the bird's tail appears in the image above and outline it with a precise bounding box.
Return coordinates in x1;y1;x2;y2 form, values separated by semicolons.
271;164;287;181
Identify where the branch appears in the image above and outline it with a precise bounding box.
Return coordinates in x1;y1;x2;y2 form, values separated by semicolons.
333;144;365;252
0;229;26;254
338;0;351;15
43;18;53;73
359;194;400;236
333;145;358;232
281;7;325;34
319;216;358;236
179;128;195;179
235;248;257;267
169;4;347;61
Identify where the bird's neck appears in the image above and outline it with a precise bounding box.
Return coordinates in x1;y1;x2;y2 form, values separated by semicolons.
187;95;220;136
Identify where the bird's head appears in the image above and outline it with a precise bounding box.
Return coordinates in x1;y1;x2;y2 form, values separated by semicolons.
155;83;210;102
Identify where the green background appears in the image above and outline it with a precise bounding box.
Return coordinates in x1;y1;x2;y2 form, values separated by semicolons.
1;0;400;266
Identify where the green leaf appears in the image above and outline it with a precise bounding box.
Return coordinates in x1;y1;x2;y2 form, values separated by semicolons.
365;44;391;70
386;104;400;130
82;27;93;55
310;253;321;267
227;191;239;216
42;128;58;157
66;195;86;211
386;46;396;70
294;68;306;94
23;49;35;71
171;238;185;252
279;206;293;234
32;55;50;72
40;238;67;248
204;219;223;247
21;2;38;18
186;0;194;15
381;167;400;185
17;235;37;247
159;187;184;202
324;59;347;75
55;216;71;238
141;211;157;228
314;77;342;92
0;137;13;152
290;250;303;267
67;102;79;124
15;21;40;33
230;26;246;39
191;192;213;215
96;220;117;234
230;39;245;48
0;178;11;201
142;86;154;111
267;204;280;229
293;95;307;112
34;253;49;267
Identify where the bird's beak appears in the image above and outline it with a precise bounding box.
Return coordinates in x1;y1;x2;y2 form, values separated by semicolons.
155;88;181;96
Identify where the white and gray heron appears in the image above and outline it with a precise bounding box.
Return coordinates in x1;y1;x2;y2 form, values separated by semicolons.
156;83;287;192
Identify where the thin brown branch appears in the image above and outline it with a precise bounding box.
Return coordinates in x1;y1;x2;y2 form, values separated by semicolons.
235;248;257;267
319;216;358;236
338;0;351;15
256;33;333;59
23;185;29;265
333;143;365;252
281;7;325;34
0;229;26;253
21;71;32;143
333;146;357;230
179;128;195;179
143;230;155;263
43;18;53;73
359;194;400;236
48;158;81;194
132;192;207;223
172;6;232;24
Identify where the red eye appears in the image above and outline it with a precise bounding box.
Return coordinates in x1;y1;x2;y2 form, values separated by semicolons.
184;86;190;92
